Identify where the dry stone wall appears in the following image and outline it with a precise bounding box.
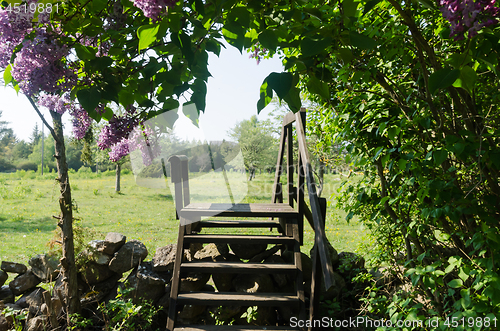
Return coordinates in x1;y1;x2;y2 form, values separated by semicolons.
0;232;366;330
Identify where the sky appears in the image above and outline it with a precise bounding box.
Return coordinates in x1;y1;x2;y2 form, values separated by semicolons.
0;44;285;142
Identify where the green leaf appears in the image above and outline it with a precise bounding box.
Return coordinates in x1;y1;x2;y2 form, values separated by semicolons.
336;48;353;63
257;80;273;113
453;66;477;94
349;31;377;50
363;0;381;14
300;37;332;57
205;39;221;56
433;149;448;166
137;23;160;53
77;87;101;118
343;0;359;17
448;279;463;288
428;68;460;95
101;107;114;121
74;44;96;60
266;72;293;99
258;30;278;51
3;64;12;85
307;76;329;100
119;90;135;107
283;86;302;112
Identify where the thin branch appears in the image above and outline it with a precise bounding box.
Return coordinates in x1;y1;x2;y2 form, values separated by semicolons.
26;95;58;141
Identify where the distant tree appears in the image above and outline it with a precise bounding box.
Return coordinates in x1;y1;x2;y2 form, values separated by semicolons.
29;123;42;151
29;134;56;171
228;116;277;181
12;140;32;160
0;110;16;160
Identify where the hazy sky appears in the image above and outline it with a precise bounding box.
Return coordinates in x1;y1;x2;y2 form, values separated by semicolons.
0;44;284;142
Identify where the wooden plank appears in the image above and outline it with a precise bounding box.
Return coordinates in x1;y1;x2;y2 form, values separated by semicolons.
177;292;299;306
295;113;334;291
180;203;298;218
180;261;296;274
282;111;297;126
175;325;298;331
199;220;280;228
183;234;295;245
272;126;287;203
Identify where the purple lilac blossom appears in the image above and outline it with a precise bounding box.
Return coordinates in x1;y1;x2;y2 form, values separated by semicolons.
439;0;500;40
71;107;92;140
10;28;76;95
132;0;177;21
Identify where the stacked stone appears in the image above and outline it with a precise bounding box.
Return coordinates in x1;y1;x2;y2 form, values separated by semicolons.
0;232;368;330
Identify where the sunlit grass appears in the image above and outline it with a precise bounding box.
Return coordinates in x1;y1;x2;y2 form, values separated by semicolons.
0;170;367;270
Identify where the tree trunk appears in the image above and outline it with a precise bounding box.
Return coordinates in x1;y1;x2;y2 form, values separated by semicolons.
50;111;80;324
115;162;121;192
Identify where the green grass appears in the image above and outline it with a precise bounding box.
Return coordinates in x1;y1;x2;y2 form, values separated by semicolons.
0;170;367;269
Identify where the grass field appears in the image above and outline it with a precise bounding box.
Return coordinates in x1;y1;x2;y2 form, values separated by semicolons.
0;169;368;272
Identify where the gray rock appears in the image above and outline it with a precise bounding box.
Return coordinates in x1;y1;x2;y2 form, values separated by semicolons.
29;254;60;282
81;273;122;306
264;255;288;288
81;244;112;265
233;273;274;293
109;240;148;273
0;285;14;304
282;250;313;282
25;288;44;316
9;270;41;296
152;244;176;272
0;314;12;331
194;243;229;261
1;261;27;274
229;243;267;260
125;261;166;304
0;271;7;287
80;262;117;285
304;271;345;300
310;237;339;267
156;284;171;309
180;267;211;292
103;232;127;255
212;254;240;292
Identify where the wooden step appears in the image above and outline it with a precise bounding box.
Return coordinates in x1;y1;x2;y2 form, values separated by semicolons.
174;325;298;331
180;203;298;218
180;261;296;274
199;220;281;228
176;292;299;306
183;234;295;245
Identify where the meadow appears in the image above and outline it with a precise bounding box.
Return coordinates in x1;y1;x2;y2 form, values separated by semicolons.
0;169;368;273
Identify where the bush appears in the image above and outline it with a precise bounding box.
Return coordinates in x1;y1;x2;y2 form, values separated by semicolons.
0;158;15;172
16;161;38;171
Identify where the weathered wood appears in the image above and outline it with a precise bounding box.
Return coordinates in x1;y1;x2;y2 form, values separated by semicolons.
272;127;287;203
295;112;334;290
180;261;296;274
198;220;280;228
180;203;298;218
177;292;299;306
183;234;295;245
167;220;187;331
282;111;297;126
42;290;59;329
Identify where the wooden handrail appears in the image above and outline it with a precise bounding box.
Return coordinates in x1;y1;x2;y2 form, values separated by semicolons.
294;112;335;290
